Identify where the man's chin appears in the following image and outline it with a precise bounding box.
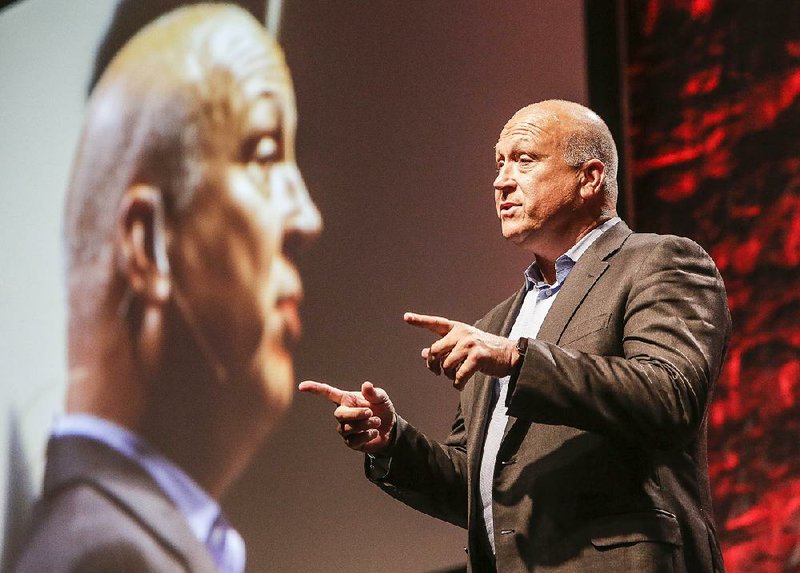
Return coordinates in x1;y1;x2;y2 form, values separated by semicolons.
502;223;541;248
259;350;295;418
502;228;527;245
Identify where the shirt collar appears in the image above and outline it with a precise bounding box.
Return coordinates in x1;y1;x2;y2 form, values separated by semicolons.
51;413;221;549
524;216;621;294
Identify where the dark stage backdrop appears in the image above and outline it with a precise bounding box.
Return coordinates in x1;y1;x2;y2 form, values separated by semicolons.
624;1;800;571
68;1;589;572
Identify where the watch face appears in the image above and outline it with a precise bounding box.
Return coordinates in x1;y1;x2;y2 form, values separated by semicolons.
516;337;528;356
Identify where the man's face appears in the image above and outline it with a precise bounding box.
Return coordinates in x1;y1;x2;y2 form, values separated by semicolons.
493;110;581;248
176;37;321;418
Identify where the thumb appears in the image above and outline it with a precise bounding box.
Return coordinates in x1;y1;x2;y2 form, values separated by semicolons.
361;381;389;406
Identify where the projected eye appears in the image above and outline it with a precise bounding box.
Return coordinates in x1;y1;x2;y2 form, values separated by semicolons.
242;132;282;167
253;136;279;164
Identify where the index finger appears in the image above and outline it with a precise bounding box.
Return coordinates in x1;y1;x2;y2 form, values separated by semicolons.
298;380;347;405
404;312;455;336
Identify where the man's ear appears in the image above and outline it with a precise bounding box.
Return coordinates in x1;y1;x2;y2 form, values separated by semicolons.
117;184;171;305
578;159;606;200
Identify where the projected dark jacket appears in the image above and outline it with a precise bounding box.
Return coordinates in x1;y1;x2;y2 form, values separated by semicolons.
13;437;218;573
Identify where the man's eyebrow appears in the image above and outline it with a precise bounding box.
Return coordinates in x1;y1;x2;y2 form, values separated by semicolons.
245;95;282;129
245;91;280;111
255;88;280;99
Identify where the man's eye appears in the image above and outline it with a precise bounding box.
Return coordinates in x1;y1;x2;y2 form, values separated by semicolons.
243;133;281;166
495;160;504;172
253;136;279;164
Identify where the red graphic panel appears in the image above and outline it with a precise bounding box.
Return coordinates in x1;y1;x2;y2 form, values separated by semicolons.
625;1;800;571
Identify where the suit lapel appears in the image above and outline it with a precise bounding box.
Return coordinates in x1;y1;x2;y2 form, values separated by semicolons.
535;254;609;344
495;289;527;338
44;436;219;573
537;221;632;344
501;221;633;441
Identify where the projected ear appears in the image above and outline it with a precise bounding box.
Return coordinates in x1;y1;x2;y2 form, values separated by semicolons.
118;184;171;305
579;158;606;200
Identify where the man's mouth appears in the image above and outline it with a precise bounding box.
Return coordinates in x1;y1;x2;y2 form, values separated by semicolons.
275;295;302;347
499;202;519;216
271;257;304;348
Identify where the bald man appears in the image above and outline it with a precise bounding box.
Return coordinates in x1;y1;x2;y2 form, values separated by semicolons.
302;101;730;572
14;5;320;573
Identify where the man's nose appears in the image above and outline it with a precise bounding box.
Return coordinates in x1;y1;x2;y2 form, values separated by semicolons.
493;164;516;192
275;163;322;253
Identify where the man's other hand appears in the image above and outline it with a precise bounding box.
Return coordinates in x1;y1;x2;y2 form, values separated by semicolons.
298;381;396;454
404;312;520;390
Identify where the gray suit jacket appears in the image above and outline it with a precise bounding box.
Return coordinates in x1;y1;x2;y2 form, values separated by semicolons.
13;436;218;573
371;221;731;572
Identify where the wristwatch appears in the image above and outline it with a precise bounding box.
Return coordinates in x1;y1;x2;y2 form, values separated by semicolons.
514;337;528;370
515;336;529;359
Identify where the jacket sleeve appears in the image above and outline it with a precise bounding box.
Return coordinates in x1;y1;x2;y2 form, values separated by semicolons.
507;235;731;450
365;401;470;529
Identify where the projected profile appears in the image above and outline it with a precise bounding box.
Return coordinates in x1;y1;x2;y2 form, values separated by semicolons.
13;5;320;572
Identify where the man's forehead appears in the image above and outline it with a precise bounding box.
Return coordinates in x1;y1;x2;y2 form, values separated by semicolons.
247;94;282;125
196;15;292;99
219;50;294;128
495;113;559;153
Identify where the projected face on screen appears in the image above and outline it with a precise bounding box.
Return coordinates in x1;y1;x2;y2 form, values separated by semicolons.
62;4;321;437
171;14;322;418
12;6;322;570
